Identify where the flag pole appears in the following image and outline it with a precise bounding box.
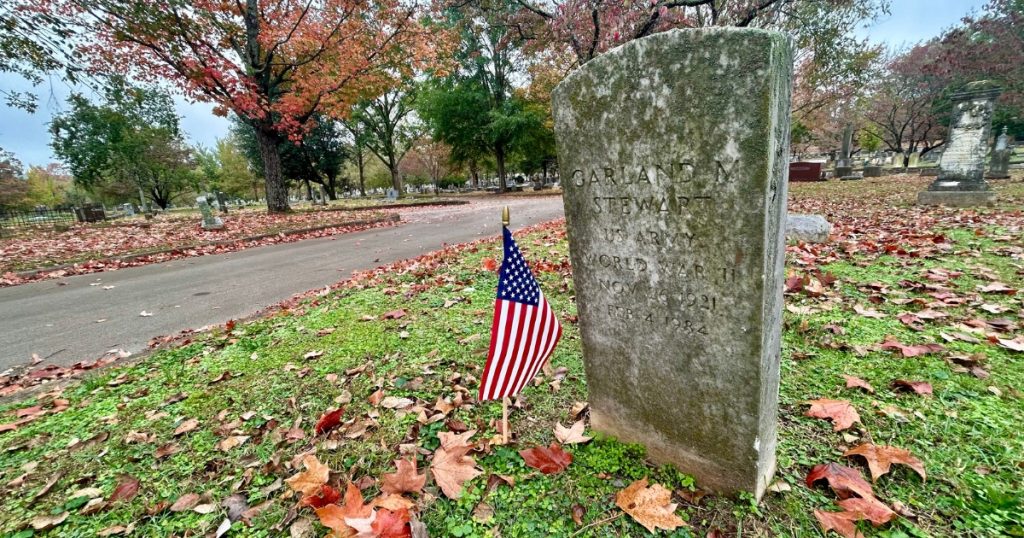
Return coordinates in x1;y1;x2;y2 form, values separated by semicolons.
501;206;511;444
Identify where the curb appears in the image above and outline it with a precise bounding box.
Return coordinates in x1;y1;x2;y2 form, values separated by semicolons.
14;213;401;279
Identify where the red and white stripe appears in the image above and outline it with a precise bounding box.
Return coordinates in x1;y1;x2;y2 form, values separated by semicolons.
478;293;562;401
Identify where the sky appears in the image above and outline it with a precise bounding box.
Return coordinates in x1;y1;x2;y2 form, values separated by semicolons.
0;0;990;167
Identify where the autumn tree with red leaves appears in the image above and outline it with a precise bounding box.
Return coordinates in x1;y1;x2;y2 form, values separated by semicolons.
28;0;439;212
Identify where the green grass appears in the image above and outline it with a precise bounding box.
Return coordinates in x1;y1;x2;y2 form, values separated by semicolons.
1;181;1023;537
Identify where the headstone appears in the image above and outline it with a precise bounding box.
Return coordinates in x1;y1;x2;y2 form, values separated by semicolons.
919;82;1000;206
786;214;831;243
863;165;882;177
216;191;229;214
788;162;823;182
908;152;920;168
196;196;224;230
835;124;854;178
553;27;791;499
386;188;399;200
987;126;1011;179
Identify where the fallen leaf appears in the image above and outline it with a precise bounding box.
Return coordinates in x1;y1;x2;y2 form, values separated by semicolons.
843;443;926;482
519;443;573;474
30;511;69;531
806;463;874;500
891;380;933;396
300;484;342;509
222;493;249;522
842;375;875;394
813;509;864;538
805;399;861;431
315;483;372;535
879;337;943;358
553;421;592;444
285;454;331;496
373;508;412;538
383;309;407;320
837;496;898;526
217;435;249;451
430;430;482;499
170;493;200;512
108;475;140;503
381;458;427;495
314;407;345;435
173;418;199;436
614;478;686;533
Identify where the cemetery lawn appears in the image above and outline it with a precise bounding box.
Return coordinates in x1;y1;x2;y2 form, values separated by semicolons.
1;175;1024;537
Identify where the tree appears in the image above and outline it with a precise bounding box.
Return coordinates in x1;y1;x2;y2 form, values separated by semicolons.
50;84;193;209
352;88;421;196
25;164;72;207
863;44;952;167
0;148;28;209
342;119;373;196
418;79;492;187
30;0;437;212
402;138;453;194
0;3;82;111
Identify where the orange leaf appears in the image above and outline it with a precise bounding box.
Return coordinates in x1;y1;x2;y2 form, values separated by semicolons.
837;497;897;526
381;458;426;495
806;463;874;500
301;484;341;509
372;508;412;538
843;443;926;482
285;455;330;496
314;483;372;537
519;443;573;474
315;407;345;435
805;399;861;431
430;430;481;499
482;258;498;272
891;380;933;396
842;375;874;394
813;509;864;538
614;478;686;533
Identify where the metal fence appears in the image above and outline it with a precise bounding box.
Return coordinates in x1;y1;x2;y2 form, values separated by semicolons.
0;208;78;237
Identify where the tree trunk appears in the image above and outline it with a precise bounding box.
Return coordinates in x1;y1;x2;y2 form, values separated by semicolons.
254;127;290;213
389;158;403;197
357;152;366;197
325;176;337;200
304;178;313;201
495;143;507;192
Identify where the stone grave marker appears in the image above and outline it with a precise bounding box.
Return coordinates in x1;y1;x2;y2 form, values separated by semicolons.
987;126;1011;179
919;81;1001;206
553;27;791;499
197;196;224;230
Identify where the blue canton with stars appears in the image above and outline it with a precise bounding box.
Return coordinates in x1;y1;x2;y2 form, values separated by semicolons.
497;226;541;306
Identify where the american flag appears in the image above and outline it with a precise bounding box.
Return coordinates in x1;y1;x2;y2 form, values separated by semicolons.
478;226;562;401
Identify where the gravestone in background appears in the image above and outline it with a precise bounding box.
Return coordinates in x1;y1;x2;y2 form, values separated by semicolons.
835;124;854;178
919;81;1001;206
987;126;1011;179
553;27;791;499
197;196;224;230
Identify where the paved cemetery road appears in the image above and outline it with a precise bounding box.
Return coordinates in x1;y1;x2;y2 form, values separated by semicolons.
0;196;565;371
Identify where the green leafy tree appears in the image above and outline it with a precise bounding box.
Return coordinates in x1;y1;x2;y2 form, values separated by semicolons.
49;83;192;209
25;164;72;207
0;148;28;209
351;88;421;196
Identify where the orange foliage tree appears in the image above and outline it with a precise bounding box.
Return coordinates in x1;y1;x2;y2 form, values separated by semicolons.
28;0;439;212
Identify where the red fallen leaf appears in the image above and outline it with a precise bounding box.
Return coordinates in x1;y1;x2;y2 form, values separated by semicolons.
891;380;933;396
814;509;865;538
804;399;861;431
315;483;372;534
842;375;874;394
372;508;412;538
879;337;944;358
108;475;141;503
843;443;926;482
314;407;345;435
806;463;874;500
519;443;572;474
784;275;804;293
382;309;406;320
837;497;897;526
482;258;498;272
300;484;342;509
225;319;236;332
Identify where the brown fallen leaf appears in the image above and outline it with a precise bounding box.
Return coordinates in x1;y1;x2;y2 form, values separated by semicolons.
813;509;864;538
614;478;686;533
381;458;427;495
30;511;69;531
170;493;201;512
173;418;199;436
837;496;898;526
154;442;179;459
891;380;933;396
553;421;592;444
842;375;875;394
805;399;861;431
879;337;944;358
108;475;140;503
843;443;926;482
216;435;250;451
519;443;573;474
806;463;874;500
430;430;482;499
285;454;330;496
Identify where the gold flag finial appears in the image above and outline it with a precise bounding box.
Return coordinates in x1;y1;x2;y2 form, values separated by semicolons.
502;206;510;227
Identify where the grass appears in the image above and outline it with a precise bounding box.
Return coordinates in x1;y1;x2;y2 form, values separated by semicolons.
1;178;1023;537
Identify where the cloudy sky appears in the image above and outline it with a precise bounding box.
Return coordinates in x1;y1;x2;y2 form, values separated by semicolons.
0;0;988;167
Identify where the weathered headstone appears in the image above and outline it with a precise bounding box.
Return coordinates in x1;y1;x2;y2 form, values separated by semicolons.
786;214;831;244
196;196;224;230
835;124;854;178
987;126;1011;179
553;28;791;499
908;152;920;168
216;191;229;214
919;82;1001;206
